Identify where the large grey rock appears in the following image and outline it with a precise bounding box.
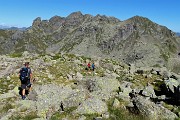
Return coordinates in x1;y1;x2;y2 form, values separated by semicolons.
164;78;179;93
113;98;120;108
32;84;75;118
63;90;86;108
118;81;132;102
0;64;17;78
102;112;110;119
78;115;86;120
76;72;83;80
159;67;171;79
67;74;73;80
85;79;99;92
93;77;120;100
129;64;136;74
133;96;178;120
22;51;29;58
27;89;38;101
75;97;108;114
142;84;157;98
0;91;16;99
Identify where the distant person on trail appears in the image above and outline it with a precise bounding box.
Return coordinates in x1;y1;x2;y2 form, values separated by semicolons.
91;63;95;71
87;62;91;70
19;62;32;100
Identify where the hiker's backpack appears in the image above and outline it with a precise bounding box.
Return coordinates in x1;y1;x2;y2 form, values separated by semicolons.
92;64;95;68
20;67;29;82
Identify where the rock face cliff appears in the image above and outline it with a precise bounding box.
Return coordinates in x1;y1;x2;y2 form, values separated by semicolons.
0;11;180;70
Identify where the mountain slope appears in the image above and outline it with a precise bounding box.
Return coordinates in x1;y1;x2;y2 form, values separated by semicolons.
0;53;179;119
176;32;180;37
0;12;180;69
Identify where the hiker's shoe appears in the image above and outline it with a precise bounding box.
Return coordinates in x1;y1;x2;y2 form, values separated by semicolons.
22;95;26;100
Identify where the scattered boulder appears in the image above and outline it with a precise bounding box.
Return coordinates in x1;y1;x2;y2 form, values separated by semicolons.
75;97;108;114
142;84;157;98
6;76;11;80
22;51;29;58
129;64;136;74
164;78;179;93
27;89;38;101
67;74;73;80
78;115;86;120
63;91;86;108
132;96;178;120
113;98;120;108
118;81;132;102
159;68;171;79
0;64;17;78
85;79;98;92
76;72;83;80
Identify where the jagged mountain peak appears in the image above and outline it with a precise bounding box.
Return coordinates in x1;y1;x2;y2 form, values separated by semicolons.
124;15;156;27
67;11;83;19
129;15;150;21
0;12;180;70
49;15;64;22
32;17;42;27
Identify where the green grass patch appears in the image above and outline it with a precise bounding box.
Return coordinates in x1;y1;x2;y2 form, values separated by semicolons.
153;79;164;91
95;67;105;77
0;29;8;37
107;98;145;120
52;54;61;60
1;103;14;113
0;76;20;94
9;52;22;58
132;74;161;87
83;113;100;120
50;107;78;120
152;64;161;68
10;111;39;120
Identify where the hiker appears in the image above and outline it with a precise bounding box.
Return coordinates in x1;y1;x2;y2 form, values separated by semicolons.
91;62;95;71
87;62;91;70
19;62;32;100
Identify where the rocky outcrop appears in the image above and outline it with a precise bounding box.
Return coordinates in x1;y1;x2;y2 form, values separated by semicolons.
132;96;178;120
0;53;180;119
75;97;108;114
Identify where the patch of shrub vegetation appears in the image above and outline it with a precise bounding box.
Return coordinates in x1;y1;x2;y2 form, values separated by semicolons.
52;54;61;60
83;113;100;120
107;98;145;120
1;103;14;113
50;107;78;120
9;52;22;58
10;111;39;120
133;74;161;87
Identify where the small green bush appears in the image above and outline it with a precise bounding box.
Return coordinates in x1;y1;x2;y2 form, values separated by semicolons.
10;112;39;120
107;98;146;120
9;52;22;58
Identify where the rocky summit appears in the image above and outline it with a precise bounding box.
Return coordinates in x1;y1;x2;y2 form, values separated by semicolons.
0;11;180;120
0;11;180;71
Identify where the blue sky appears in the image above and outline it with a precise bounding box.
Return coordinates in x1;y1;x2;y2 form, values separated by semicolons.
0;0;179;32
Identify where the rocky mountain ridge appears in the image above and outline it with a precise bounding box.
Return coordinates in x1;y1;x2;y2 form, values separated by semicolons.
0;11;180;72
0;25;27;30
176;32;180;37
